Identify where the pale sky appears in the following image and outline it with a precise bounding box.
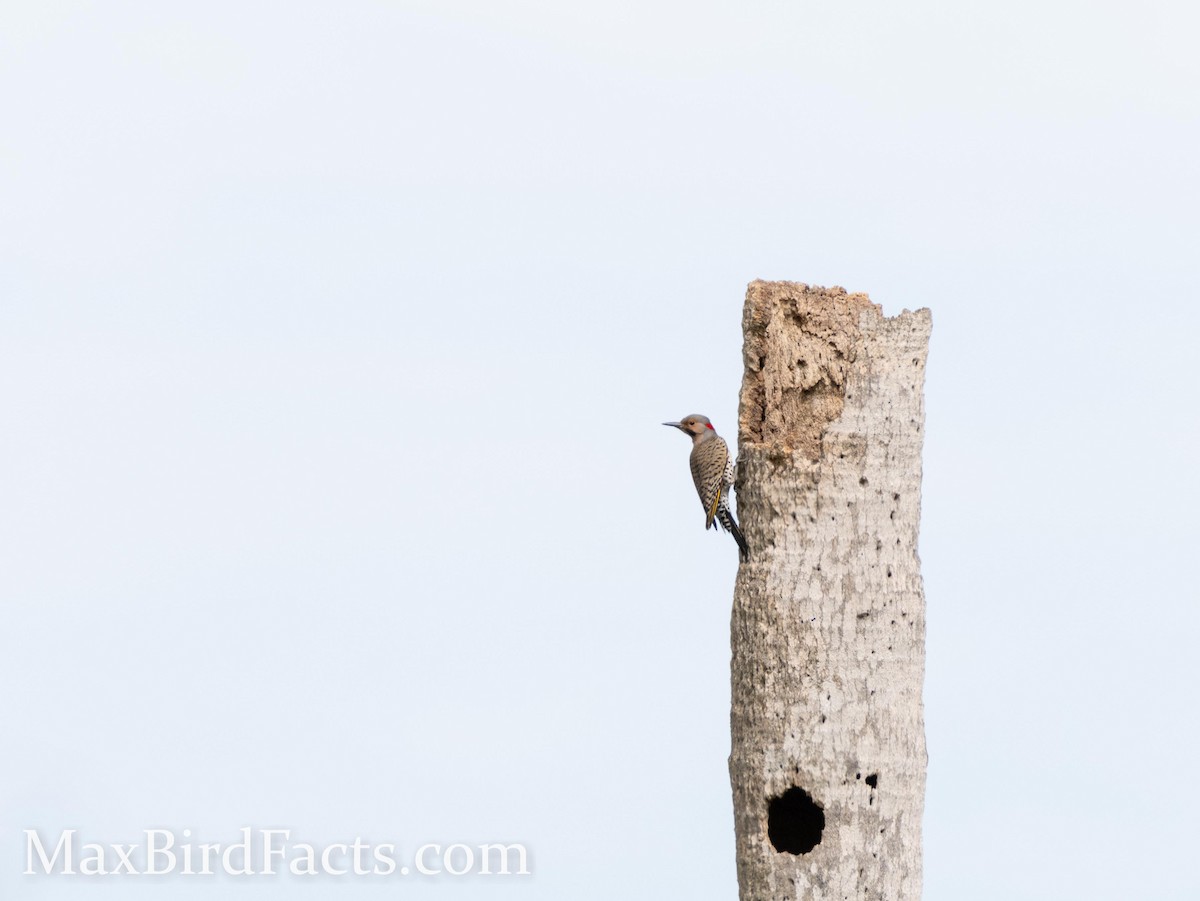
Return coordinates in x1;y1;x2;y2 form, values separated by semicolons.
2;2;1198;899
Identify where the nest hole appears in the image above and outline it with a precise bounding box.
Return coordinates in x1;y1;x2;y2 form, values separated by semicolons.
767;786;825;855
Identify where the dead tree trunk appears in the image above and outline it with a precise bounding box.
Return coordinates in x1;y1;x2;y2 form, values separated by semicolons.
730;281;931;901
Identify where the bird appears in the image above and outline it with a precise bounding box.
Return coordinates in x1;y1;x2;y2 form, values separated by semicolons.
663;414;750;561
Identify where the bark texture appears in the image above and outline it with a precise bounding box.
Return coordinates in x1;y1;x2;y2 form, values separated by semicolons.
730;281;931;901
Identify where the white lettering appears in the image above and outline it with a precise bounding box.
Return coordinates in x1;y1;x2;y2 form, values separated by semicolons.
289;843;318;876
145;830;176;875
414;843;441;875
260;829;289;875
350;837;371;875
24;829;75;875
110;843;138;875
198;842;221;875
320;842;348;875
222;827;252;875
78;843;107;876
372;843;396;875
180;836;194;875
21;827;531;880
442;843;474;876
478;843;530;875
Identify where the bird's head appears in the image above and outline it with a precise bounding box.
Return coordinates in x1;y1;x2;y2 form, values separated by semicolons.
663;414;716;439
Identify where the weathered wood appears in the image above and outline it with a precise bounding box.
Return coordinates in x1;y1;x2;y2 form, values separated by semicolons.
730;281;931;900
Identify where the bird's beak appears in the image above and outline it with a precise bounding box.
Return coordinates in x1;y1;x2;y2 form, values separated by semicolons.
663;421;683;429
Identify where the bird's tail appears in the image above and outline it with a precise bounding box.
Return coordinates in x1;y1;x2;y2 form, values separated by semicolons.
717;507;751;563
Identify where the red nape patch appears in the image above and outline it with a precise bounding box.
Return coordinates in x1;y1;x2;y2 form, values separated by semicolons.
706;422;715;430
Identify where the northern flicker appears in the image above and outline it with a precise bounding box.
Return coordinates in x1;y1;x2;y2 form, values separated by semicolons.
664;414;750;561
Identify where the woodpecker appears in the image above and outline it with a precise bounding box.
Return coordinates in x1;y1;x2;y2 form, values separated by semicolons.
663;414;750;561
